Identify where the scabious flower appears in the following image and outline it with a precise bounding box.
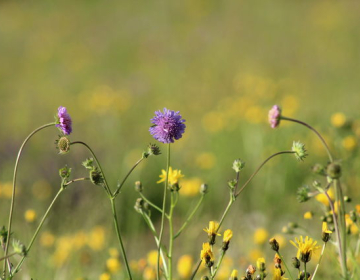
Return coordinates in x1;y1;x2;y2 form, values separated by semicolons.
149;108;186;143
56;106;72;135
157;167;184;185
290;236;320;263
268;105;281;128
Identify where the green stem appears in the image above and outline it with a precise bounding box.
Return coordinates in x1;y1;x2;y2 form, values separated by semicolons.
211;250;226;279
276;250;294;280
218;194;234;230
0;252;17;262
312;243;326;280
63;177;90;186
235;151;295;197
304;261;307;280
141;212;168;277
139;193;166;216
173;194;204;239
3;122;55;278
113;157;145;198
11;186;64;277
281;116;333;162
157;143;171;280
71;141;112;196
110;198;132;279
190;259;202;280
168;192;176;279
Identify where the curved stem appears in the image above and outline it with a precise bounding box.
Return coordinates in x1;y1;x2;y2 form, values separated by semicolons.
174;194;204;239
71;141;112;196
235;151;295;197
281;116;333;162
276;250;294;280
11;186;64;276
312;243;326;280
63;177;90;186
190;259;202;280
3;122;55;277
218;195;234;230
110;198;132;279
157;144;171;280
113;157;145;198
0;252;17;262
139;193;166;216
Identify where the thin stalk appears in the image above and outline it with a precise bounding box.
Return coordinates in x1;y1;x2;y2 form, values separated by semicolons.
113;157;145;198
174;194;204;239
0;252;17;262
218;196;234;230
3;122;54;277
304;262;307;280
276;250;294;280
281;116;333;162
211;250;226;279
157;143;170;280
235;151;295;197
190;260;202;280
63;177;90;186
168;192;176;279
141;213;168;277
312;243;326;280
71;141;112;196
12;187;64;276
139;193;166;216
110;198;132;279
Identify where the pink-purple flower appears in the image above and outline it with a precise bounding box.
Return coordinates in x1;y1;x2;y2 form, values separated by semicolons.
56;106;72;135
268;105;281;128
149;108;186;144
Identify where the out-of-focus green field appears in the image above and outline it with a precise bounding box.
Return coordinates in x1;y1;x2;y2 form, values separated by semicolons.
1;1;360;279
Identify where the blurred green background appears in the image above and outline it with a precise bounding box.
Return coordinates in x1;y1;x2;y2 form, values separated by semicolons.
1;0;360;279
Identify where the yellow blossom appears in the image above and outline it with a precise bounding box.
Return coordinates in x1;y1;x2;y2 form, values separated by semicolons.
290;236;320;263
196;152;216;170
230;269;238;279
257;257;266;271
147;250;162;267
24;209;36;223
303;211;313;220
143;267;156;280
223;229;233;243
315;188;334;207
273;267;288;280
200;242;214;265
99;272;111;280
88;226;106;251
322;222;332;242
342;135;357;151
331;112;346;128
109;248;120;258
180;177;202;196
254;228;269;245
356;204;360;214
157;167;184;185
204;221;221;237
106;257;121;273
177;255;193;278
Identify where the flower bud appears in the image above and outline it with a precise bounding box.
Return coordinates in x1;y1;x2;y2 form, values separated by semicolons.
134;198;145;213
229;269;238;280
292;257;300;269
82;158;94;170
312;163;326;175
12;239;26;256
299;271;311;280
56;136;70;154
296;185;310;203
292;141;308;161
322;222;332;243
135;181;143;192
232;159;245;173
327;163;341;179
200;183;208;194
269;238;279;251
0;226;8;245
90;167;104;186
222;229;233;251
59;165;71;179
246;265;256;276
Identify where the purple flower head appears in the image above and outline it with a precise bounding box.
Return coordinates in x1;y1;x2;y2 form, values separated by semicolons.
268;105;281;128
56;106;72;135
149;108;186;144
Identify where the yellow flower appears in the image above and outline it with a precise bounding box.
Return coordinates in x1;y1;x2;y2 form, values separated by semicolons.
257;257;266;271
177;255;193;278
106;257;121;273
24;209;36;223
230;269;238;279
195;152;216;170
40;231;55;247
147;250;163;267
254;228;269;245
342;135;357;151
200;242;214;265
88;226;106;251
356;204;360;214
143;267;156;280
157;167;184;185
290;236;320;263
322;222;332;242
204;221;221;244
315;188;334;207
331;112;346;128
109;248;120;258
99;272;111;280
272;267;288;280
223;229;233;243
303;211;313;220
180;177;202;196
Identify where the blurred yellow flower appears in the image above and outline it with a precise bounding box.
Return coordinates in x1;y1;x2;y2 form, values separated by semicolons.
88;226;106;251
303;211;313;220
342;135;357;151
245;106;264;124
254;228;269;245
157;167;184;185
143;267;156;280
273;267;288;280
177;255;193;278
99;272;111;280
73;231;87;249
147;250;160;267
230;269;238;279
315;188;334;207
109;247;120;258
0;182;13;199
223;229;233;243
331;112;346;128
40;231;55;247
282;95;299;116
52;236;73;266
24;209;36;223
202;111;224;133
272;234;286;249
180;178;202;196
32;179;52;200
356;204;360;214
106;257;121;274
195;152;216;170
249;249;263;263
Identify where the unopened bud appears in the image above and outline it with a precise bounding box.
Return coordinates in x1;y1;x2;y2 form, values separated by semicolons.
56;136;70;154
292;257;300;269
90;167;104;186
327;163;341;179
135;181;143;192
312;163;326;175
269;238;279;251
200;183;209;194
232;159;245;173
59;165;71;179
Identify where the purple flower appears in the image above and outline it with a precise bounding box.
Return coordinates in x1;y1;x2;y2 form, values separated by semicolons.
149;108;186;143
56;106;72;135
268;105;281;128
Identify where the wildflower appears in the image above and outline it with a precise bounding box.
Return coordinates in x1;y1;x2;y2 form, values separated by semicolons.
292;257;300;269
273;267;287;280
204;221;221;245
144;143;161;157
303;211;313;220
273;253;281;267
147;250;161;267
292;141;308;161
246;264;256;275
290;236;320;263
331;112;346;128
12;239;26;256
55;136;71;154
134;181;143;192
177;255;193;278
106;257;121;273
59;165;71;179
180;178;202;197
342;135;357;151
257;258;266;272
196;152;216;169
232;159;246;173
200;183;209;194
99;272;111;280
149;108;186;143
24;209;36;223
109;248;120;258
268;105;281;128
88;226;105;251
55;106;72;135
90;167;104;186
326;162;341;179
312;163;326;176
40;231;55;247
222;229;233;251
143;267;156;280
157;167;184;185
269;238;280;252
229;269;238;280
200;242;214;267
321;222;332;242
315;188;334;207
254;228;269;245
